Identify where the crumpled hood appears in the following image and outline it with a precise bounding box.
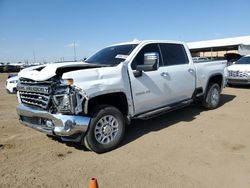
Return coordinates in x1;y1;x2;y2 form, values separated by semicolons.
17;61;130;98
18;62;98;81
62;63;129;97
228;64;250;71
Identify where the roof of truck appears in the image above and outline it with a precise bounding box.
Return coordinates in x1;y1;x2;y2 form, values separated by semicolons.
110;40;185;47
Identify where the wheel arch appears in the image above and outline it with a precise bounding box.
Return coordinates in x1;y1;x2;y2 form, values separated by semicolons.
206;73;223;92
86;92;129;117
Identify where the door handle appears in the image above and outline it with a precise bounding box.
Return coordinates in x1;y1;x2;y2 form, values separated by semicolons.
160;72;169;77
188;68;195;73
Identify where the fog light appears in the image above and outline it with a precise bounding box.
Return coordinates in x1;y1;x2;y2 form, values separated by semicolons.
64;120;73;130
45;120;54;129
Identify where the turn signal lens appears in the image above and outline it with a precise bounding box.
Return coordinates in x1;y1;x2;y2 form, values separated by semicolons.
61;79;74;85
66;79;74;85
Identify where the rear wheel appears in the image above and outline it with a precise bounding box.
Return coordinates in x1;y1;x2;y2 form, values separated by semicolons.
83;105;125;153
202;83;221;109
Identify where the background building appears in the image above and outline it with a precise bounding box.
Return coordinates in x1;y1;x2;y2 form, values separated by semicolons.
187;36;250;59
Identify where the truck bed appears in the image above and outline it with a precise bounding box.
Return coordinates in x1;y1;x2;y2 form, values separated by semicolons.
194;60;227;94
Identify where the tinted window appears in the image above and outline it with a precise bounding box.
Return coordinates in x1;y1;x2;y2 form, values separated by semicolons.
159;44;189;66
235;56;250;64
131;44;162;70
85;44;137;66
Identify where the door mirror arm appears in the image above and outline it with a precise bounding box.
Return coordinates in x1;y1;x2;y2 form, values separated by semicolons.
133;52;159;77
133;70;142;77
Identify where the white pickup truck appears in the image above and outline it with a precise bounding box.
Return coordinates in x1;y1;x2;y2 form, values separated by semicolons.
16;40;227;153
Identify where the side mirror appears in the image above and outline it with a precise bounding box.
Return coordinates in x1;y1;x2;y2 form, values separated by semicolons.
136;52;159;72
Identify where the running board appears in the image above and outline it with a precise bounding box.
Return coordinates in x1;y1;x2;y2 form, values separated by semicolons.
135;99;193;120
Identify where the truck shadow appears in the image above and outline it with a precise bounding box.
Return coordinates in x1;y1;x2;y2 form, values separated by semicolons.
121;93;236;148
50;93;236;152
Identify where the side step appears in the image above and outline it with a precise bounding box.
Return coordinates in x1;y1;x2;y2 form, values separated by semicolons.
135;99;193;120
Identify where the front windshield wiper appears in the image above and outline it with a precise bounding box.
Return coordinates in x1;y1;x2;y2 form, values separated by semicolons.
84;61;111;67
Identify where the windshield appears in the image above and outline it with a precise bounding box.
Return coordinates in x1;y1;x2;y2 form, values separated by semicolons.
85;44;137;66
235;56;250;64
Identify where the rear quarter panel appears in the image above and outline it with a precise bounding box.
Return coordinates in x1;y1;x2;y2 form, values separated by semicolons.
194;60;227;94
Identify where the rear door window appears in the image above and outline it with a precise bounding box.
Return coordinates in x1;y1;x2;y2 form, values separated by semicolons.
159;43;189;66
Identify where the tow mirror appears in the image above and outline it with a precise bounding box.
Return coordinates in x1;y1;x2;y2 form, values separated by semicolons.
136;52;159;72
134;52;159;77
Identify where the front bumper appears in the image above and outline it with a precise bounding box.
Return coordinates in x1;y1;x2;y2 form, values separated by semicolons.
227;78;250;85
16;104;90;137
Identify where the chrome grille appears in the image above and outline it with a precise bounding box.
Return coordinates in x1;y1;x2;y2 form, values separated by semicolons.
19;78;52;109
20;78;52;85
228;70;248;78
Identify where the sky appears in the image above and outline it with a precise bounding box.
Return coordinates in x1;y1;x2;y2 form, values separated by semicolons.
0;0;250;63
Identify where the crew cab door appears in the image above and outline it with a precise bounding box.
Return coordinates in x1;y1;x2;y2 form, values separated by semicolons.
129;43;175;115
158;43;195;102
129;43;195;115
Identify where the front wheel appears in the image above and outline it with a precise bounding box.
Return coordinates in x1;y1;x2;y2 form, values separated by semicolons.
202;83;221;109
84;105;125;153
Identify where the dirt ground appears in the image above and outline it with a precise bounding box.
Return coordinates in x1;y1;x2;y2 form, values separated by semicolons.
0;73;250;188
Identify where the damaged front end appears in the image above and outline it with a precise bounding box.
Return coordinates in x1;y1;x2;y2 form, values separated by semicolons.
52;79;88;115
16;77;90;142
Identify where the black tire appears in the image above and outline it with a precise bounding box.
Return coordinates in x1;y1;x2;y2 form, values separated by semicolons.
13;88;17;94
227;83;233;87
202;83;221;109
84;105;125;153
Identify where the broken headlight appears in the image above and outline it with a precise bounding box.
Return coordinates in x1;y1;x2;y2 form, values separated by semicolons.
53;94;72;113
52;84;85;114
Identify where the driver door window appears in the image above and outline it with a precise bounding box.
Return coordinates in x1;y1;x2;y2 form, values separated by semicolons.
131;44;162;70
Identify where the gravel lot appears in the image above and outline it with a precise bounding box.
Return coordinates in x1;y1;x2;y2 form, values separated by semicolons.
1;73;250;188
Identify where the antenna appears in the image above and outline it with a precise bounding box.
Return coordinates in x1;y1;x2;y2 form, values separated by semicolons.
73;41;77;61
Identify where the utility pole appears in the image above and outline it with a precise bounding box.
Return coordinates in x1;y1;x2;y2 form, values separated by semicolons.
73;41;77;61
33;51;36;64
